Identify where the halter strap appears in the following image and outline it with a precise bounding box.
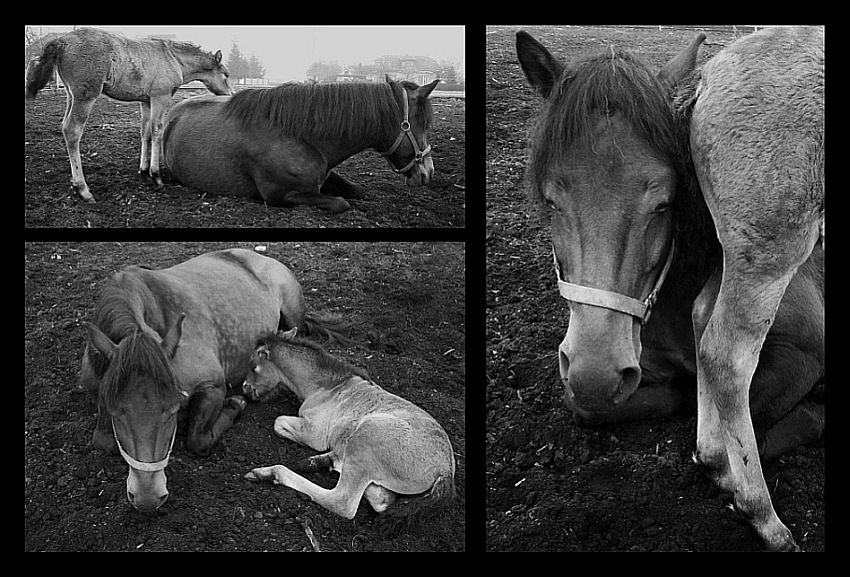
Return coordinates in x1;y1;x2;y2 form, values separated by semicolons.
554;240;675;326
378;83;431;174
112;419;176;473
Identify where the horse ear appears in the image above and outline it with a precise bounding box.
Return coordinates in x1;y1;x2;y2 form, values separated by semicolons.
516;30;565;98
214;50;223;65
162;313;185;359
415;78;440;100
84;322;118;360
384;74;392;84
657;32;705;90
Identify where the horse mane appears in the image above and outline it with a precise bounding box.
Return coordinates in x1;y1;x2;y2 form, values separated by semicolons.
526;46;720;281
89;271;182;413
260;331;370;384
224;81;424;144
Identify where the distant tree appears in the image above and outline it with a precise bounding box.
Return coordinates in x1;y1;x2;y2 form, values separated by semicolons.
226;42;248;81
248;54;266;80
306;61;341;83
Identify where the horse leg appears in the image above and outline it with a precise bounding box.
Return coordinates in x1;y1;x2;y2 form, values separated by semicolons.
257;182;352;213
747;254;824;461
147;95;170;188
245;463;373;519
273;414;328;452
62;88;98;202
321;171;364;199
138;101;153;182
186;384;247;457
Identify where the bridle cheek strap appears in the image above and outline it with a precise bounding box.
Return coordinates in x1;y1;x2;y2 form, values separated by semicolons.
378;85;431;174
112;419;176;473
554;240;675;326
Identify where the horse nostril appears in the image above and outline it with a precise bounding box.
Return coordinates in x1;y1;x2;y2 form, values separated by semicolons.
617;367;642;401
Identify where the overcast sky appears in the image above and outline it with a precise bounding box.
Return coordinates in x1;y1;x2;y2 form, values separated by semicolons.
28;25;465;82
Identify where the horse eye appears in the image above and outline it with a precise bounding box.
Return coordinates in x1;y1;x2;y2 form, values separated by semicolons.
653;202;671;214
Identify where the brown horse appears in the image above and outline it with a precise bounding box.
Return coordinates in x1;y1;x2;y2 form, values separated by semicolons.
517;27;823;551
163;78;439;213
243;329;456;526
25;27;231;202
80;248;348;512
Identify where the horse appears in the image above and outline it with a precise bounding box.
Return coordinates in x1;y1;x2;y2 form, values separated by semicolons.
25;27;231;202
516;27;823;551
162;78;440;213
243;328;456;528
79;248;349;512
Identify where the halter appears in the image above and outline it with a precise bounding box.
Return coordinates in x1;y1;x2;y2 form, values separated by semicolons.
112;418;176;473
554;240;675;326
378;84;431;174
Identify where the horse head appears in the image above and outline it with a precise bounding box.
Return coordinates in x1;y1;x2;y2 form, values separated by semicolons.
84;313;186;512
380;77;440;186
517;31;703;415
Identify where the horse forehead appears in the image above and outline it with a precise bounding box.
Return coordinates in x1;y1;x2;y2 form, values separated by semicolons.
554;119;672;193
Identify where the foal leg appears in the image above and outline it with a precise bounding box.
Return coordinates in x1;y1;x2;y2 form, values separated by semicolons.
147;95;171;188
245;464;373;519
273;415;328;452
62;89;98;202
138;102;153;182
186;383;247;457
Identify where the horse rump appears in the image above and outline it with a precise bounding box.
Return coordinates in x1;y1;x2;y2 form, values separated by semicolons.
26;40;62;99
375;474;457;537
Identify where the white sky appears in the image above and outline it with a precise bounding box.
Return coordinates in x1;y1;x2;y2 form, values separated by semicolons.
28;25;465;82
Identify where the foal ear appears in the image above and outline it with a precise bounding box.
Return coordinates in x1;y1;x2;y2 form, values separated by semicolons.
214;50;223;65
162;313;186;359
84;322;118;360
415;78;440;100
256;345;270;360
516;30;565;98
657;32;705;90
280;327;298;339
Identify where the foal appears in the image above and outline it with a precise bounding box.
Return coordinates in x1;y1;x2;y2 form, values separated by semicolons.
243;329;456;523
26;27;231;202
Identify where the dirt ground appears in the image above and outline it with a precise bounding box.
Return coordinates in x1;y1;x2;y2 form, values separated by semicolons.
25;88;465;228
25;242;465;551
485;26;824;552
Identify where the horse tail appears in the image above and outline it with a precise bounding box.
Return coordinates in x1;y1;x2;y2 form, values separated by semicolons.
376;474;457;537
26;39;62;99
301;312;354;346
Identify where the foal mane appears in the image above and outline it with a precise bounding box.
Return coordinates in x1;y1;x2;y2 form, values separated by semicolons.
224;81;425;144
526;46;719;280
260;331;369;383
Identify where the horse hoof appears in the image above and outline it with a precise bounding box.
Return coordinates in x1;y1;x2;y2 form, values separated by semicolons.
228;395;248;412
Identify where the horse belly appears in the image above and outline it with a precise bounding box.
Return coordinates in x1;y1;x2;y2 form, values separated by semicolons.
164;100;259;198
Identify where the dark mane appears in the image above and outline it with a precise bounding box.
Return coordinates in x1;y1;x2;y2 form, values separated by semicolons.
526;46;719;278
225;81;428;144
260;331;370;383
88;272;182;412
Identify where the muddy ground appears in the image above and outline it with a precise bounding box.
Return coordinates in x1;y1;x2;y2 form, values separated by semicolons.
485;26;824;552
25;242;465;551
25;88;465;228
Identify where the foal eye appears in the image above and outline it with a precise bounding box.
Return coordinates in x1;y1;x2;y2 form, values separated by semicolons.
653;202;671;214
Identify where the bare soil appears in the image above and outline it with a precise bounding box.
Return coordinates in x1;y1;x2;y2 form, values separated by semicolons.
25;242;465;551
25;89;465;228
485;25;824;552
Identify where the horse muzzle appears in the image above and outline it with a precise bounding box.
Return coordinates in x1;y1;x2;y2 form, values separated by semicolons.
405;155;434;186
558;308;643;413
